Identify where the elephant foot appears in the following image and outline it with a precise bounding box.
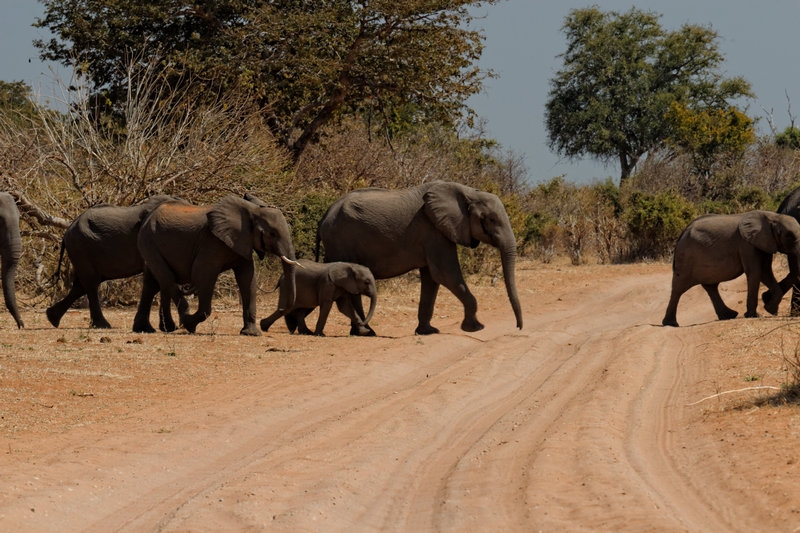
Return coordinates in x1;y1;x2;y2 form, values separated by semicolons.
90;319;113;329
762;291;781;315
182;311;209;334
132;322;156;334
259;318;275;332
159;314;177;332
415;324;440;335
46;307;62;328
350;324;376;337
744;311;759;319
240;324;262;336
662;316;679;327
460;318;484;333
717;309;738;321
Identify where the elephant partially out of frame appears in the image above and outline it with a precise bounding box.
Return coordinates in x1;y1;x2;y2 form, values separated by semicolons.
317;181;523;335
46;194;186;329
133;195;298;336
0;192;23;328
260;259;377;336
663;210;800;327
763;184;800;315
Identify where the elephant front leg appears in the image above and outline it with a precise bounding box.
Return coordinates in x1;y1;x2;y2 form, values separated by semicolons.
336;297;375;336
234;261;261;336
312;300;335;336
416;267;441;335
426;262;483;333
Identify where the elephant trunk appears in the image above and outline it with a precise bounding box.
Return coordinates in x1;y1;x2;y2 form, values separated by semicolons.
364;284;377;326
500;247;523;330
278;260;297;312
1;235;23;328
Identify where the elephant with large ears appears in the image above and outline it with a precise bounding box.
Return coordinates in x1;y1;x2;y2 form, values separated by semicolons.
132;195;298;336
0;193;24;328
663;210;800;327
316;181;523;335
46;194;186;329
260;259;378;336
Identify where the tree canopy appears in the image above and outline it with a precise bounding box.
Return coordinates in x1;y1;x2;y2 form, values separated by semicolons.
544;7;753;184
34;0;494;162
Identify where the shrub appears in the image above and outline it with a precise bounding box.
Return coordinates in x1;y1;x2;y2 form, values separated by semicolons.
622;191;697;260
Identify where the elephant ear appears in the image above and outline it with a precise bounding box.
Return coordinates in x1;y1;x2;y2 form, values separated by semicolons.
738;211;778;254
208;195;254;259
422;182;473;246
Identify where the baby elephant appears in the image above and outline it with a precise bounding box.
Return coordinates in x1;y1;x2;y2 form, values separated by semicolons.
260;259;377;336
663;210;800;327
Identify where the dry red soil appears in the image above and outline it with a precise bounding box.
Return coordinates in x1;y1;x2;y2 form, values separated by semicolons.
1;259;799;532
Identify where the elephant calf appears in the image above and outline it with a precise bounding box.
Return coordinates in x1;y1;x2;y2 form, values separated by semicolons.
260;259;377;336
663;210;800;327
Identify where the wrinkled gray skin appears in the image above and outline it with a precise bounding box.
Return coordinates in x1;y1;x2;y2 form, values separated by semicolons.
133;195;297;336
663;210;800;327
260;259;377;336
763;185;800;315
0;193;23;328
317;181;523;335
46;195;185;329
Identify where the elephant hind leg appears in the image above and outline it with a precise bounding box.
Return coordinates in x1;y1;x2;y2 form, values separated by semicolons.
702;283;738;320
132;270;159;333
46;277;86;328
260;309;285;332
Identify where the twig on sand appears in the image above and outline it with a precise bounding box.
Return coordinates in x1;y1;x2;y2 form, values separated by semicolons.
686;386;781;406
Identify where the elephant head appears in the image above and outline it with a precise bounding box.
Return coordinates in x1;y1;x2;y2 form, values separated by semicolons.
208;195;298;309
422;182;523;329
739;211;800;259
330;263;378;326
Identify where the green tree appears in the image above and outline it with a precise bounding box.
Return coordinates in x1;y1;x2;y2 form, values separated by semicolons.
0;81;38;124
545;7;752;184
35;0;493;162
776;126;800;150
665;101;755;178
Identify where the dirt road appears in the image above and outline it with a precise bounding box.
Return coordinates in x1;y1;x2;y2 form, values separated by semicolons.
1;261;799;531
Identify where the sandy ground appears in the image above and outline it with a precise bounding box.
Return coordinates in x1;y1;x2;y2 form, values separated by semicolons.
1;259;800;532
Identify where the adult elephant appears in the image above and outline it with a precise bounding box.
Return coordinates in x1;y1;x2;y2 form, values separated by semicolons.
46;194;185;329
0;192;24;328
260;259;378;336
316;181;523;335
133;195;298;336
662;210;800;327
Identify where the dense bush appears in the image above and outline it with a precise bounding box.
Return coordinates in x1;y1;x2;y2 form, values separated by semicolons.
622;191;697;260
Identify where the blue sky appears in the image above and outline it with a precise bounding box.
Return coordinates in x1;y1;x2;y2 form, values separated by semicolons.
2;1;799;184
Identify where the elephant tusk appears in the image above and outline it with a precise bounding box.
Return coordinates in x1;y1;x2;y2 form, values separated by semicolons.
281;255;303;268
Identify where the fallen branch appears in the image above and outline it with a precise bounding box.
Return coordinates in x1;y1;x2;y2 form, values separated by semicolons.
686;386;781;406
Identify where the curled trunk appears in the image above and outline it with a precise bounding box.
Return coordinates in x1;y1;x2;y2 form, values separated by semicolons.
363;285;377;326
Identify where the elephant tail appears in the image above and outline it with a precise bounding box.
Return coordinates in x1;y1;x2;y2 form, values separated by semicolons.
314;226;322;262
52;237;66;285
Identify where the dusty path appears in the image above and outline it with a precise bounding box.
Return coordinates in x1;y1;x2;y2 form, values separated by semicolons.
1;261;799;531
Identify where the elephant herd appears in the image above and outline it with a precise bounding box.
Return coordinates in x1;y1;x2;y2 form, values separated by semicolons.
0;181;525;337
